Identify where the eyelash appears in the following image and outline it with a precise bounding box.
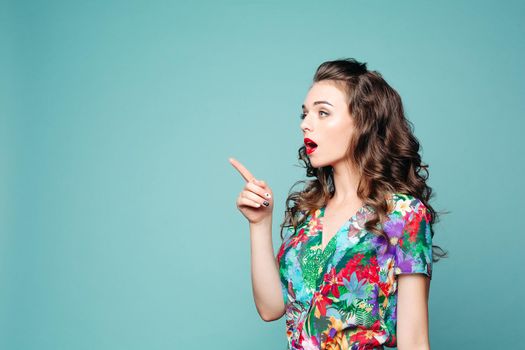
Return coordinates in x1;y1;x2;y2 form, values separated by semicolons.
300;111;329;119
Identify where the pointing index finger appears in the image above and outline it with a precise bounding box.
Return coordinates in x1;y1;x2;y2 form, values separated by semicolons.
229;157;255;183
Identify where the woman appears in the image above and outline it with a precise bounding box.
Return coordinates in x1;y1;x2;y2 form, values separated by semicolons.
230;58;447;350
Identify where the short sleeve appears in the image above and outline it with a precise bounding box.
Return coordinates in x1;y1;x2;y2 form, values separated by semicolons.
282;224;296;242
277;223;296;306
393;198;433;279
277;219;297;267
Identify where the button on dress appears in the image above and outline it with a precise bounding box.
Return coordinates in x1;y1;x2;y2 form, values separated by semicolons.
276;193;433;349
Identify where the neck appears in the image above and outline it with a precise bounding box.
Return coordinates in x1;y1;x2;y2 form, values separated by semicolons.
329;160;361;206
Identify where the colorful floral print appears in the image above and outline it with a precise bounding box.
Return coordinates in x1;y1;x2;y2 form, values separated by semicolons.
276;193;433;349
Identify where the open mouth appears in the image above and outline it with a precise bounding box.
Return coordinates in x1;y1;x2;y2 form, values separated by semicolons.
304;139;318;154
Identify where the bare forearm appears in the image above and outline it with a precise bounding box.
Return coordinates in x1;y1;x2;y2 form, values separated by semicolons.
397;344;430;350
249;216;285;321
397;275;431;350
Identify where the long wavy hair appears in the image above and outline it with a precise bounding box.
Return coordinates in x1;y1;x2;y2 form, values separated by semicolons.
280;58;448;262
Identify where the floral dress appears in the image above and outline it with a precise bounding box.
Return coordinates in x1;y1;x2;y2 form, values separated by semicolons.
276;193;433;349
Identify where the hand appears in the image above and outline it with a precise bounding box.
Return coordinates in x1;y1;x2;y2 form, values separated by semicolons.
229;157;274;224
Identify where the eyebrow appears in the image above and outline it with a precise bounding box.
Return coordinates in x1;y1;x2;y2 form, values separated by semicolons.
301;101;334;109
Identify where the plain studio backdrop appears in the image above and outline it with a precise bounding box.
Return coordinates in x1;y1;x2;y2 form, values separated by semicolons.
1;0;523;349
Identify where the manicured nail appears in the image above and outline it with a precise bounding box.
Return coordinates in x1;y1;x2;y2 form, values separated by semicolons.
265;193;271;198
263;201;269;207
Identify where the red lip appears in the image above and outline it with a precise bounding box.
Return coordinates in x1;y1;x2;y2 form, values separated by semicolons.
304;138;318;155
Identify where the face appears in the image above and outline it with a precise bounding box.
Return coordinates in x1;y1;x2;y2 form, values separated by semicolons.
300;80;355;169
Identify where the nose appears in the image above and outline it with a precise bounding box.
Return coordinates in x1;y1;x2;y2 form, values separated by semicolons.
300;113;312;134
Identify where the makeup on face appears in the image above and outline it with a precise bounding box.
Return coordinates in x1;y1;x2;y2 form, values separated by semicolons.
299;81;356;169
301;101;334;155
304;137;318;154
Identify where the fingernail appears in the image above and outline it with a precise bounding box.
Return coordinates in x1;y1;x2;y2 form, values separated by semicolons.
263;201;269;207
265;193;271;198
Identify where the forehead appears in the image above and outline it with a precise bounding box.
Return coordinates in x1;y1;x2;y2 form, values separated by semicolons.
303;80;347;107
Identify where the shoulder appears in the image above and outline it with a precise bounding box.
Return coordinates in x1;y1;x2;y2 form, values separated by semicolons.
388;193;429;221
388;193;431;230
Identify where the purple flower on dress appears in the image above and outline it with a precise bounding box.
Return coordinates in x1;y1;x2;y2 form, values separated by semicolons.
379;217;405;257
384;217;404;239
371;234;390;264
370;234;385;247
368;285;380;317
391;300;397;320
395;247;414;273
329;327;337;338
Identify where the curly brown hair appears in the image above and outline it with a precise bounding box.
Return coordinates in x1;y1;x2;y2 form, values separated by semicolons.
280;58;448;263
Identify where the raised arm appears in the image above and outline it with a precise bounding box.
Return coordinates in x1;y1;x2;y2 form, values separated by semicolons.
229;157;285;321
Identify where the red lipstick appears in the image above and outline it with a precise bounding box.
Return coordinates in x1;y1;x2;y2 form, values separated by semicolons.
304;138;318;155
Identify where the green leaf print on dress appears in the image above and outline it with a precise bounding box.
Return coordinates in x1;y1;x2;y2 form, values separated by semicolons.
301;239;337;291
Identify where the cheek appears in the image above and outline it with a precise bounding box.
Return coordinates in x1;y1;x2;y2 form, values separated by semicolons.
325;121;353;150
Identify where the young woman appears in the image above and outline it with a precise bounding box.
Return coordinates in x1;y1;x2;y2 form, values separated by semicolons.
230;58;447;350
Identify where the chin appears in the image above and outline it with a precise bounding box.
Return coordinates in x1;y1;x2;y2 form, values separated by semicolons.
308;159;327;169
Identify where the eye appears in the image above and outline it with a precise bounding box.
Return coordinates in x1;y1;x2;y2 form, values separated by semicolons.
319;110;329;117
299;112;306;120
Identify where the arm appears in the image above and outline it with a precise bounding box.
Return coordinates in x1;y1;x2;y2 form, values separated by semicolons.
396;274;431;350
229;158;285;322
392;195;434;349
249;216;286;321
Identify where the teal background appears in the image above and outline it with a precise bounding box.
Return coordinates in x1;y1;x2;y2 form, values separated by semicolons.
2;0;524;349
